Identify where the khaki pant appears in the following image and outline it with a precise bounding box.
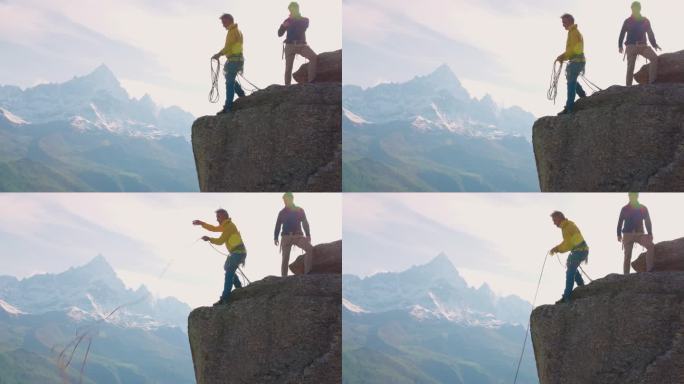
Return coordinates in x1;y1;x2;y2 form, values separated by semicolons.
281;234;314;276
284;43;317;85
625;44;658;86
622;232;655;274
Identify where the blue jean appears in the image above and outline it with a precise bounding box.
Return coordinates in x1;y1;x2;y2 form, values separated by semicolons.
565;61;586;111
563;250;588;300
221;252;246;302
223;61;245;111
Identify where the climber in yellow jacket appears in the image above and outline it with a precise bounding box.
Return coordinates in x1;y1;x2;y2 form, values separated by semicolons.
555;13;587;116
193;208;247;306
549;211;589;304
212;13;245;115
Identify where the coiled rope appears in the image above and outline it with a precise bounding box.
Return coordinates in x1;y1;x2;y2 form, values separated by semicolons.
209;58;262;103
547;61;563;104
209;58;221;104
548;60;604;105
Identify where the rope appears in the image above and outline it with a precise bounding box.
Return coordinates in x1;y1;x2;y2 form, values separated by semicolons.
513;252;550;384
579;73;602;93
238;73;262;93
547;61;563;104
547;60;603;105
77;337;91;384
554;253;594;283
210;58;261;104
209;58;221;104
207;242;251;285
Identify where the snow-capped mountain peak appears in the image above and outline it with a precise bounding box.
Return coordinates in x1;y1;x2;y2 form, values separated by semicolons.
0;255;191;330
343;65;536;140
0;65;195;140
343;254;532;327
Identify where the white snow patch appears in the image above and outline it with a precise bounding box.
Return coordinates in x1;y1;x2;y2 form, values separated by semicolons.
428;291;464;322
0;299;26;315
89;103;121;133
70;116;93;131
343;108;370;125
0;108;29;125
409;304;438;320
411;116;433;131
67;306;94;322
343;298;368;313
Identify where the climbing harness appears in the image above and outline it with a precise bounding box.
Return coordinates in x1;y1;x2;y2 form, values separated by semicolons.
513;252;550;384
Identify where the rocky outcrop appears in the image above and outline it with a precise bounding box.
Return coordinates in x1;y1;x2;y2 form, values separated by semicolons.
633;237;684;272
531;272;684;384
188;274;341;384
293;49;342;84
289;239;342;275
635;50;684;84
533;84;684;191
192;83;341;191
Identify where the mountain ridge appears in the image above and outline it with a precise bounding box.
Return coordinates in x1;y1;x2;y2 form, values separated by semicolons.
0;254;191;330
0;254;195;384
0;64;199;192
343;253;537;384
342;65;539;192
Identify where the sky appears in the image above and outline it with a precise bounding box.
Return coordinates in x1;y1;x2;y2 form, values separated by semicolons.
343;0;681;117
0;193;342;308
343;193;684;306
0;0;341;117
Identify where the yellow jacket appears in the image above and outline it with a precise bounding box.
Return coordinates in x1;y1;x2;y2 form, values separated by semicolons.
555;219;588;253
220;24;243;59
202;219;246;254
561;24;585;62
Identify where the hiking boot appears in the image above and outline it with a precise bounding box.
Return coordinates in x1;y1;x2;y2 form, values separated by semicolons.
557;108;571;116
555;297;567;304
216;108;230;116
213;298;228;306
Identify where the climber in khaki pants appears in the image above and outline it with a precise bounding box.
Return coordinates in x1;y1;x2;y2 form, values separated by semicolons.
618;1;661;85
278;2;317;85
617;192;655;273
274;192;315;276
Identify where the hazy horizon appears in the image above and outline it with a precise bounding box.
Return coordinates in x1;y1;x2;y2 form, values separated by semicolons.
0;0;341;117
344;193;683;306
343;0;682;117
0;193;342;308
